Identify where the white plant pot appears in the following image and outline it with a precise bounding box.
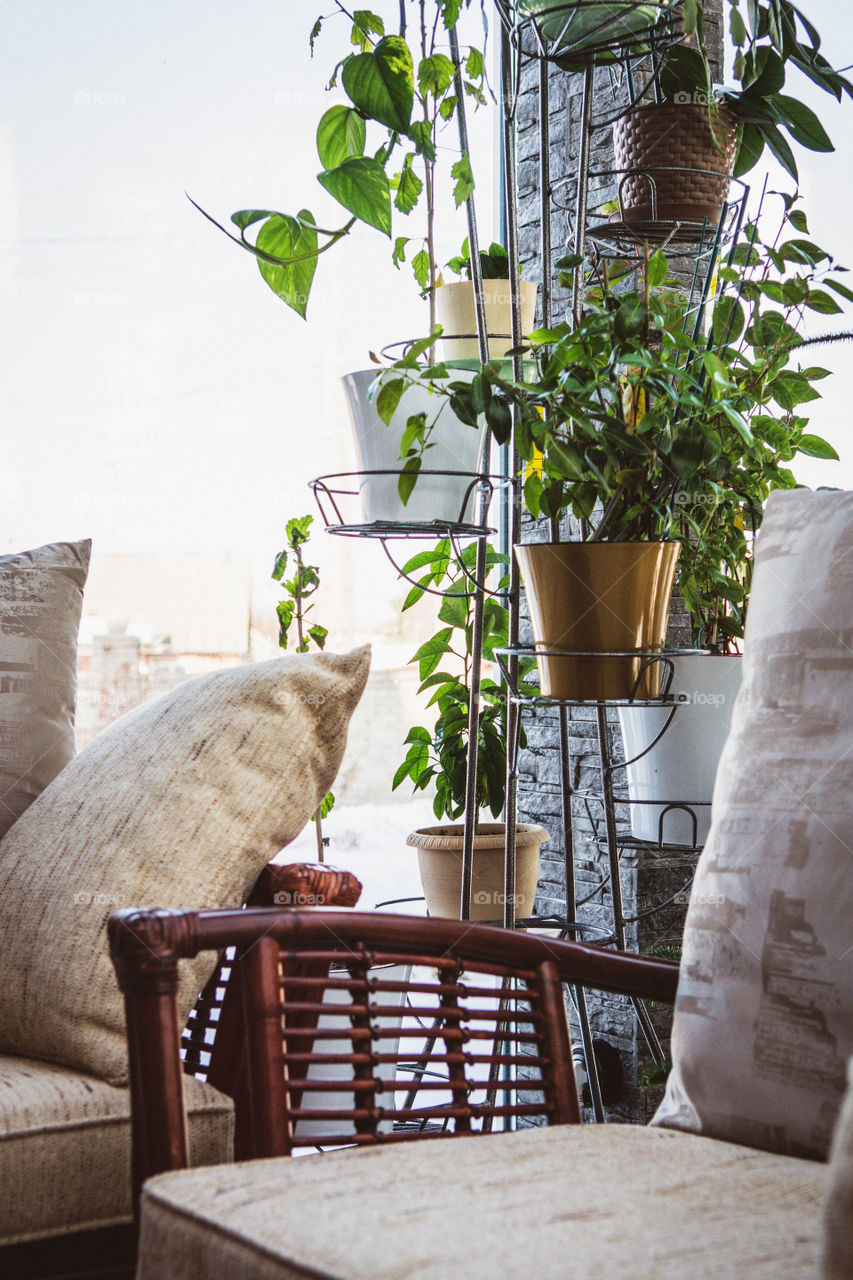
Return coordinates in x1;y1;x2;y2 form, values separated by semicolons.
294;961;409;1140
343;368;487;526
407;822;549;921
434;279;538;361
618;654;743;847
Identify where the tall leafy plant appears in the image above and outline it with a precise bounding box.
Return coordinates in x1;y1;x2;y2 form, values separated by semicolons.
272;515;335;856
392;539;529;823
194;2;488;327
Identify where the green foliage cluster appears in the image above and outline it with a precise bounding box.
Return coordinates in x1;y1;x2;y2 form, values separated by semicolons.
391;540;532;821
272;516;334;819
429;195;845;648
665;0;853;183
195;2;488;319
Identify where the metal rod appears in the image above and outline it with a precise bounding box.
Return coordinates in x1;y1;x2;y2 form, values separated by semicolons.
595;704;626;950
539;57;553;330
500;15;524;931
574;984;606;1122
572;61;595;324
449;24;490;368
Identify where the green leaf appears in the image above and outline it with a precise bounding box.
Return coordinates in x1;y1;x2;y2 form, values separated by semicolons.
733;122;765;177
271;549;288;581
451;155;475;207
316;105;366;169
806;288;843;315
342;35;414;132
394;155;423;214
437;593;469;629
646;250;667;289
773;94;834;153
398;455;421;505
412;629;454;680
407;119;436;162
392;235;409;267
797;433;839;459
548;437;584;479
351;9;385;43
787;208;809;232
232;208;277;232
466;47;484;79
418;53;455;98
256;211;319;319
318;790;335;818
307;624;328;649
703;350;730;390
375;376;405;424
712;295;746;345
318;156;391;236
412;248;431;290
761;122;799;182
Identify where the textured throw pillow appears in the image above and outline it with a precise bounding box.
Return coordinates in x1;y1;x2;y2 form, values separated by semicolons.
0;646;370;1086
824;1060;853;1280
652;489;853;1160
0;540;90;839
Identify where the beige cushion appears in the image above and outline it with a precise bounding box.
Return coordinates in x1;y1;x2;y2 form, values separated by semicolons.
0;539;90;839
136;1125;826;1280
652;489;853;1159
0;647;370;1085
824;1061;853;1280
0;1052;232;1245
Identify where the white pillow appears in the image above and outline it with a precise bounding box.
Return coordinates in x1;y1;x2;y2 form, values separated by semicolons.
652;490;853;1159
0;647;370;1085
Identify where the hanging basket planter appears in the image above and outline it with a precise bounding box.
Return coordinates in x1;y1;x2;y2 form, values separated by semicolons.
612;102;738;226
515;0;673;57
515;541;680;701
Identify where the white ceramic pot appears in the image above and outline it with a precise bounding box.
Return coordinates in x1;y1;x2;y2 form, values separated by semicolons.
406;821;549;921
342;368;487;526
618;654;743;847
434;279;538;361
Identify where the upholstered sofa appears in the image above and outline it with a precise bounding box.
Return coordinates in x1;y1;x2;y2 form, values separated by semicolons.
0;540;371;1276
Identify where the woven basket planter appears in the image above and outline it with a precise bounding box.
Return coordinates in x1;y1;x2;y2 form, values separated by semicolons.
612;102;738;226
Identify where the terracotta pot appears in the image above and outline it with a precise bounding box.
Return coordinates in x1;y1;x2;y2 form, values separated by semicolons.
434;279;538;361
618;653;743;846
407;822;549;921
612;102;738;227
515;541;680;701
516;1;670;56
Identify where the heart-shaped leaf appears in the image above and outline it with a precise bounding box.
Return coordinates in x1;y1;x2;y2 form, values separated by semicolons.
256;210;318;319
316;105;366;168
318;156;391;235
342;35;414;133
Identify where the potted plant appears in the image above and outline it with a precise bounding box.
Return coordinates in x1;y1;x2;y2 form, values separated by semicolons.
194;3;495;526
618;198;848;844
392;538;548;920
610;0;853;228
434;239;538;362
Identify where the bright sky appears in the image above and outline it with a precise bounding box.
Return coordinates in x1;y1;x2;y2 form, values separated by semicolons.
1;0;851;627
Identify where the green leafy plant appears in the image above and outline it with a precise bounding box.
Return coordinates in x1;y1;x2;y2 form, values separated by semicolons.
446;238;514;280
391;539;531;822
431;194;845;648
272;515;335;853
660;0;853;182
193;2;488;326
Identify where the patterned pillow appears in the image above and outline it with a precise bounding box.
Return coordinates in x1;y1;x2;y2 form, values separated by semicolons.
0;647;370;1085
652;489;853;1159
824;1061;853;1280
0;540;90;839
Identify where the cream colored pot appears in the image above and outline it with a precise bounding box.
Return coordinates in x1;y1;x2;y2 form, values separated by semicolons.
407;821;549;921
434;279;538;361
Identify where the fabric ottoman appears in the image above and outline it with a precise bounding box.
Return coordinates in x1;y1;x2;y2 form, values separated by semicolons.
136;1124;826;1280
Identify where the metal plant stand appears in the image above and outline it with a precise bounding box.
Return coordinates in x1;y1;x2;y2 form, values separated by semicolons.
309;1;747;1124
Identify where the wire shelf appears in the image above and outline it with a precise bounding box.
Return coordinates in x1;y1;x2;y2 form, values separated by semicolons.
494;0;683;67
310;471;506;540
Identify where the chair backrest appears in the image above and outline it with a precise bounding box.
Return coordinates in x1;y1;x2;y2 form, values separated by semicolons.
109;907;679;1199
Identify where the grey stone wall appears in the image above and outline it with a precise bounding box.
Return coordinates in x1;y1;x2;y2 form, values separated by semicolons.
514;4;724;1122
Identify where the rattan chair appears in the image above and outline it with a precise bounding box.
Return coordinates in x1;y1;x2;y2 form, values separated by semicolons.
108;906;680;1203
